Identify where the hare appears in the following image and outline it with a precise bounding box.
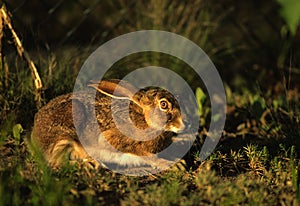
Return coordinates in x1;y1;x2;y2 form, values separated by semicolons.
31;79;186;171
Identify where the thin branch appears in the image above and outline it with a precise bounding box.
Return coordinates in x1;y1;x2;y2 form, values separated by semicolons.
0;5;43;108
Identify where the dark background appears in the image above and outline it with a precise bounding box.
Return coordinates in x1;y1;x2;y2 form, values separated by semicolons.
3;0;300;80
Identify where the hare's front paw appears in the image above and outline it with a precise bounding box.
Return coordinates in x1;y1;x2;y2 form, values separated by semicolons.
145;156;176;170
92;149;150;167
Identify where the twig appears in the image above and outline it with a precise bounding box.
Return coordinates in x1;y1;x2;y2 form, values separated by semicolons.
0;5;43;108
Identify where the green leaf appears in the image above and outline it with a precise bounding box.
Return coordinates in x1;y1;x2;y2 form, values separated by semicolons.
195;87;206;116
277;0;300;35
12;124;23;143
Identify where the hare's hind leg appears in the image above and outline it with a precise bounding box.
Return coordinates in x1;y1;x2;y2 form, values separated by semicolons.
48;138;99;169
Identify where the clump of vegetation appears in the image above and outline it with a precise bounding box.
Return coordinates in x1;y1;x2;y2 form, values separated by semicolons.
1;132;299;205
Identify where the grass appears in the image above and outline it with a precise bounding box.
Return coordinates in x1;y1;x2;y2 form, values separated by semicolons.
0;133;299;205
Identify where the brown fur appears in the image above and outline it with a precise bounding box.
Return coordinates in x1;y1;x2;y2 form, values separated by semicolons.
31;79;185;168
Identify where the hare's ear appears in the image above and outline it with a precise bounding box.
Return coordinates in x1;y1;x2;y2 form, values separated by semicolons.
89;79;141;105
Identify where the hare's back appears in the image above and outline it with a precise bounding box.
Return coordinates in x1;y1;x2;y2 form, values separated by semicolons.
32;90;120;150
32;94;79;148
34;93;75;129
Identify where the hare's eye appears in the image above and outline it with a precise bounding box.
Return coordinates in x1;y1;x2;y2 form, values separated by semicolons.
159;100;169;110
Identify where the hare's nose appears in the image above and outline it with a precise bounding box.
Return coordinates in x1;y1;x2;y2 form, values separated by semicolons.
177;118;186;132
183;119;189;129
178;119;194;134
